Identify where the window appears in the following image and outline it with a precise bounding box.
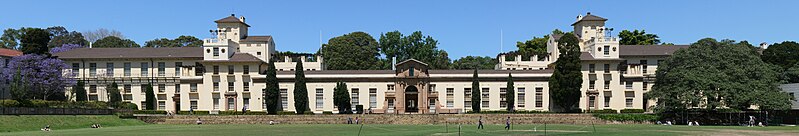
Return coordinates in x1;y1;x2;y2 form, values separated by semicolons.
175;62;182;76
140;85;147;95
106;63;114;76
158;84;165;93
175;84;181;93
464;88;472;108
280;89;288;109
604;91;612;107
626;81;633;89
589;64;595;73
643;82;648;91
604;64;610;73
351;88;359;109
517;87;525;108
71;63;79;76
89;85;97;93
124;84;131;94
481;88;489;108
500;88;507;108
588;96;596;108
429;84;436;94
213;47;219;57
228;65;234;74
409;67;414;76
213;82;220;92
188;100;197;110
158;101;166;110
316;88;324;109
625;91;635;107
243;98;250;110
124;62;131;76
243;65;249;75
446;88;454;108
603;45;610;55
257;52;262;56
213;65;219;74
604;81;611;89
157;62;165;76
369;88;377;109
535;87;543;107
89;63;96;77
387;84;394;91
213;98;219;109
190;83;197;92
589;80;596;89
640;60;648;74
140;62;148;76
243;78;250;92
227;77;235;92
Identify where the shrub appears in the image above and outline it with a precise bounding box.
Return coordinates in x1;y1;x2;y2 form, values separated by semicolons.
303;111;314;115
594;114;659;122
466;110;550;114
0;100;21;107
277;111;296;115
620;109;645;113
323;111;334;114
178;110;210;115
133;110;167;114
118;102;139;110
588;109;618;114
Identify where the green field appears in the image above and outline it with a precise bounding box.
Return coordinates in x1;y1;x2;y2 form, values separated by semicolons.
0;115;146;133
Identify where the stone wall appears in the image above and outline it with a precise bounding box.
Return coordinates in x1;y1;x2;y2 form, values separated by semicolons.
138;114;614;125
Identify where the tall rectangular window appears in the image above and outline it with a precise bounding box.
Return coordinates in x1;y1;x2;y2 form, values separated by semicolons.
140;62;148;76
213;65;219;75
604;64;610;73
227;77;235;92
604;81;611;89
589;80;596;89
643;82;649;91
158;84;165;93
190;83;197;92
213;80;220;92
175;62;182;76
589;64;595;73
316;88;324;109
604;91;612;108
213;98;219;109
158;101;166;110
158;62;165;76
175;84;181;93
243;77;250;92
213;47;219;57
409;67;414;77
640;60;648;74
280;89;288;109
351;88;359;109
625;91;635;107
89;63;97;77
464;88;472;108
446;88;454;108
106;63;114;76
191;100;198;110
124;84;131;94
500;88;507;108
603;45;610;55
517;87;525;108
589;96;596;108
71;63;79;76
369;88;377;109
243;98;250;109
626;81;633;89
535;87;543;107
228;65;234;74
89;85;97;93
243;65;249;75
481;88;489;108
124;62;131;76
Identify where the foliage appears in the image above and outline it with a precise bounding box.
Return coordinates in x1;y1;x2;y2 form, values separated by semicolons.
50;43;82;54
144;84;155;110
618;30;661;45
74;81;88;101
648;38;791;112
264;61;280;114
119;102;139;110
0;100;114;109
593;114;660;122
620;109;645;113
786;63;799;83
466;110;550;114
506;73;515;112
548;33;582;111
144;35;202;48
320;32;383;70
20;28;52;55
134;110;168;114
8;68;27;101
0;99;21;107
587;109;618;114
107;82;122;106
333;82;352;114
378;31;450;69
2;54;74;100
515;36;548;59
83;28;125;43
762;41;799;83
0;28;23;49
46;26;89;48
451;56;496;70
471;70;481;112
293;61;310;114
92;36;139;48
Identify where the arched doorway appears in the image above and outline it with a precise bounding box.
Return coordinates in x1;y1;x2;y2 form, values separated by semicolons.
405;86;419;112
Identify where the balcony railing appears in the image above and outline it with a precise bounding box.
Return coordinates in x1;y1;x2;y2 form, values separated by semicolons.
203;38;229;46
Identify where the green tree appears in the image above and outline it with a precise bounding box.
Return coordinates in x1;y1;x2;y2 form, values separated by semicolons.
333;82;352;114
144;35;202;48
452;56;497;70
548;33;582;112
471;70;481;112
46;26;89;48
648;38;791;111
20;28;52;55
761;41;799;70
74;81;87;102
515;36;548;59
107;82;122;106
144;84;156;110
786;63;799;83
379;31;451;69
506;73;515;112
320;32;382;70
264;61;280;114
293;61;309;114
9;68;27;101
0;28;22;49
618;30;661;45
93;36;139;48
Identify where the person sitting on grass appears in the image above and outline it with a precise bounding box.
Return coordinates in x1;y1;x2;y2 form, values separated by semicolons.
196;118;203;125
269;120;275;125
41;125;51;131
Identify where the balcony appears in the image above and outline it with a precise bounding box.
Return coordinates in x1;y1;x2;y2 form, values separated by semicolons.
203;38;229;46
622;64;644;77
583;37;619;46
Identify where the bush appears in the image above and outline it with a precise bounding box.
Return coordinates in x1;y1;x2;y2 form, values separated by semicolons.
133;110;167;114
303;111;314;115
620;109;645;113
588;109;618;114
466;110;550;114
277;111;296;115
118;102;139;110
178;110;210;115
0;100;21;107
594;114;659;122
323;111;334;114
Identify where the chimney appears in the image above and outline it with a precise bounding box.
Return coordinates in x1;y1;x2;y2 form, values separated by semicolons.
392;57;397;70
231;14;235;16
239;16;245;22
587;12;591;15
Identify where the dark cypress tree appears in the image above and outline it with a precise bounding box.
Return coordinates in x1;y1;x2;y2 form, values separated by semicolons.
107;82;122;106
73;80;87;101
145;84;156;110
506;73;515;112
333;82;352;114
10;68;28;101
264;61;280;114
471;69;481;112
293;61;309;114
549;33;582;112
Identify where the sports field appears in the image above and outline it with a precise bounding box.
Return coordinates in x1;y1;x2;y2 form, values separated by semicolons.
2;123;798;136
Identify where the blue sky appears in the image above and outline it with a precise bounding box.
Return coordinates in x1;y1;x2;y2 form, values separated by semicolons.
2;0;796;59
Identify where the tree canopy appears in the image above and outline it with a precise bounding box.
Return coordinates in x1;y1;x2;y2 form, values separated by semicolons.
451;56;496;70
379;31;450;69
92;36;139;48
83;28;124;43
320;32;383;70
144;35;202;48
20;28;52;55
618;30;661;45
548;33;582;111
761;41;799;70
46;26;89;48
1;54;74;100
648;38;791;111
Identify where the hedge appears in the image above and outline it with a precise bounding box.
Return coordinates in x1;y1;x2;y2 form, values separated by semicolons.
593;114;659;122
134;110;168;114
620;109;645;113
587;109;618;114
0;100;120;109
467;110;550;114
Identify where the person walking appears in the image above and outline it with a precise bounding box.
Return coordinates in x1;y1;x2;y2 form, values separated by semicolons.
504;116;511;130
748;115;756;127
477;116;484;129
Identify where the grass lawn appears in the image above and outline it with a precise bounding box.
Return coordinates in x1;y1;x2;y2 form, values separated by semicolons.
0;115;146;133
1;123;798;136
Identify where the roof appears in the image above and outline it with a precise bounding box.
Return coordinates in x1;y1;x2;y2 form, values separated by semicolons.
203;53;264;63
396;59;429;66
214;16;251;27
618;45;689;56
54;47;203;59
0;48;22;57
571;13;608;26
580;52;624;61
240;36;273;42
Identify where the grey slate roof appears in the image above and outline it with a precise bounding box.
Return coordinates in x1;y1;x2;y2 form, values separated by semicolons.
240;36;273;42
214;16;251;27
54;47;203;59
618;45;689;56
203;53;264;63
571;13;608;26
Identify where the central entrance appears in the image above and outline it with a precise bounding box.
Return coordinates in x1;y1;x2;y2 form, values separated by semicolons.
405;86;419;112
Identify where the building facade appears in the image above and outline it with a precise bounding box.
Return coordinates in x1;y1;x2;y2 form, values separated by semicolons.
0;48;23;99
53;13;685;113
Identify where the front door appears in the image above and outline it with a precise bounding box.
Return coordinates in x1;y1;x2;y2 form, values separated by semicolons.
227;98;235;111
405;86;419;112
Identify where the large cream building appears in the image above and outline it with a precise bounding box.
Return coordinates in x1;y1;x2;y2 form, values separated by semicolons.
53;13;685;114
